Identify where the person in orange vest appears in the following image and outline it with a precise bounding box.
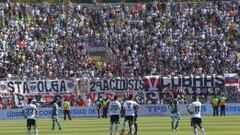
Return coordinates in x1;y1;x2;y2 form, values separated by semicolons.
62;99;71;120
220;95;227;116
211;95;220;116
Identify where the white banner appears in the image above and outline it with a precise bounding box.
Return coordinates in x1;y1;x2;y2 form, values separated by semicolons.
0;74;237;95
0;80;75;94
0;103;240;120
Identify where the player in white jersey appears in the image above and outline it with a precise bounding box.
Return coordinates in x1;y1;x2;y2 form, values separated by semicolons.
121;95;139;135
22;98;39;135
108;95;121;135
187;96;205;135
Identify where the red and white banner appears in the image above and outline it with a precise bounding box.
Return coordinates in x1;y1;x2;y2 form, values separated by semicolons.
224;73;239;86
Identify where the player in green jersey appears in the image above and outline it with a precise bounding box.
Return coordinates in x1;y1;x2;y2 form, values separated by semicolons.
51;99;62;130
168;95;180;131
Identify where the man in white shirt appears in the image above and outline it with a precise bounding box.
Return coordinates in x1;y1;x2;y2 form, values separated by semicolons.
85;97;92;106
187;96;205;135
22;98;39;135
121;95;139;135
108;95;121;135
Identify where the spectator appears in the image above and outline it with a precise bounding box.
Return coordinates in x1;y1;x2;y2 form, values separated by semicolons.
0;1;238;79
0;1;240;109
84;97;92;106
76;99;85;107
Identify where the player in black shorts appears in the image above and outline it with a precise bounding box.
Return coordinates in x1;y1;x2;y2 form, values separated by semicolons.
109;96;121;135
22;98;39;135
121;95;139;135
187;96;205;135
191;117;202;128
133;105;138;135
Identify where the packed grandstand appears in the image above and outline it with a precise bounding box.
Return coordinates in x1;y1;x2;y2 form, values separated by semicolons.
0;0;240;110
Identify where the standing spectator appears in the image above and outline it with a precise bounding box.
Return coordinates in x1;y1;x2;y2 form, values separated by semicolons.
211;95;220;116
62;99;71;120
220;95;227;116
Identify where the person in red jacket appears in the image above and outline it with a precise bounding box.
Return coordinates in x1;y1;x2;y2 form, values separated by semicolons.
76;99;85;107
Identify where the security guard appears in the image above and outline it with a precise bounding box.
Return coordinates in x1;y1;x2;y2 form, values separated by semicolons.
63;99;72;120
211;95;220;116
220;95;227;116
102;98;109;118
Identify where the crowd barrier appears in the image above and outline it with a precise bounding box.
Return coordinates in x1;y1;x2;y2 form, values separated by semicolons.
1;103;240;120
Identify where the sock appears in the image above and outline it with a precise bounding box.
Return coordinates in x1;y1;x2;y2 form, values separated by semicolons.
122;121;126;131
114;124;118;135
175;120;179;129
34;128;38;135
194;128;198;135
134;123;138;134
109;124;113;135
130;124;135;135
28;129;31;135
52;122;55;130
201;128;205;135
171;121;174;130
56;121;62;129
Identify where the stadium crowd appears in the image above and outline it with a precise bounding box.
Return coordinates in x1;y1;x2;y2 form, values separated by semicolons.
0;1;239;79
0;1;240;109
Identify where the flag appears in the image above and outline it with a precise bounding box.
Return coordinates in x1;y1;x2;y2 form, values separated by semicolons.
143;76;161;91
224;73;239;86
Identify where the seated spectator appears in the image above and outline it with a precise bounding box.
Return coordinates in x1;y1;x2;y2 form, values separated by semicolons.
76;99;85;107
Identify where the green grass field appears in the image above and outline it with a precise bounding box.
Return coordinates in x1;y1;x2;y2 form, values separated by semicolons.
0;115;239;135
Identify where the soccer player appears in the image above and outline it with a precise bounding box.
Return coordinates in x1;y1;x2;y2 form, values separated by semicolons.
168;95;180;131
187;96;205;135
133;103;139;135
51;99;62;130
22;98;39;135
96;98;102;118
32;100;40;108
121;95;139;135
108;95;121;135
